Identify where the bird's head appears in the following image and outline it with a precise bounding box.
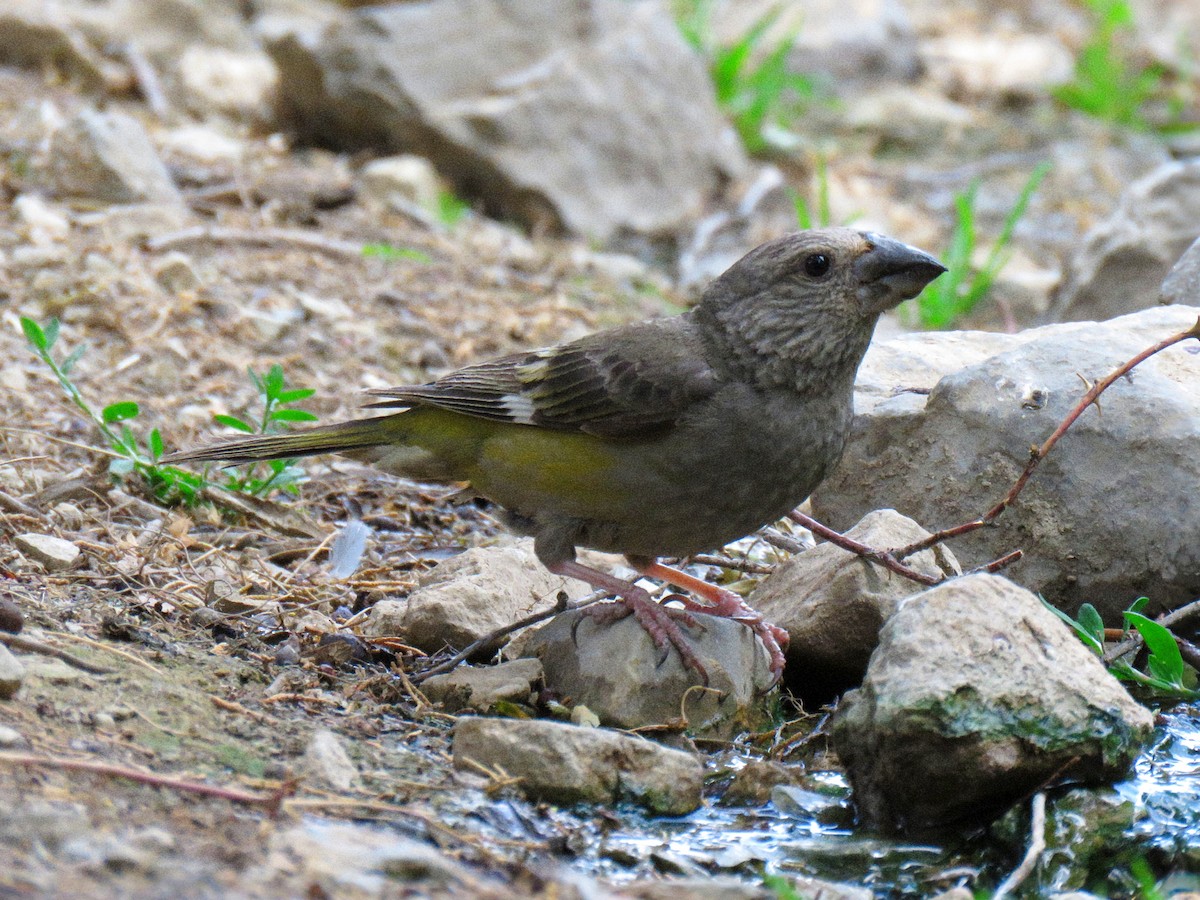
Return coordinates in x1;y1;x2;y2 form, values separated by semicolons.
695;228;946;391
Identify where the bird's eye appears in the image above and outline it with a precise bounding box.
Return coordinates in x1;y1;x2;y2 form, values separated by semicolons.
804;253;831;277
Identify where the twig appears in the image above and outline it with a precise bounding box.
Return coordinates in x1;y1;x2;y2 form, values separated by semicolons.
0;632;114;675
689;553;776;575
1104;596;1200;664
43;630;164;675
894;318;1200;560
120;42;169;118
410;589;606;683
0;489;42;519
970;549;1024;576
994;791;1047;899
788;511;941;586
145;226;365;261
0;752;294;816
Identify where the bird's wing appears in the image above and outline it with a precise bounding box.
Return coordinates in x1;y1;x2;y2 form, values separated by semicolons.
365;320;720;439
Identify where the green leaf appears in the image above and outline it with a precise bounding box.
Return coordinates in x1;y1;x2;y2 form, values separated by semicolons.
264;364;285;398
20;316;47;351
1125;611;1185;685
275;388;316;404
60;344;87;375
148;429;164;461
102;401;140;423
213;414;255;433
269;409;318;423
1128;596;1151;615
1078;603;1105;642
44;318;60;350
1041;596;1103;654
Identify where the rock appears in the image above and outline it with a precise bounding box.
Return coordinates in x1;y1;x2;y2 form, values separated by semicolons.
1053;160;1200;321
751;509;960;691
713;0;920;88
421;659;543;713
843;85;977;153
299;729;360;791
0;1;106;90
362;540;589;654
178;45;278;122
453;717;702;815
0;644;26;700
256;820;472;894
815;305;1200;620
152;252;201;293
0;724;26;747
0;801;90;852
615;876;774;899
14;194;70;245
14;533;80;573
1161;235;1200;306
521;608;774;739
46;109;181;205
360;155;444;214
267;0;746;244
831;574;1154;832
720;759;804;806
921;33;1074;100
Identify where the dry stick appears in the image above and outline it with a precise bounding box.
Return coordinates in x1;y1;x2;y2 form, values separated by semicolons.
0;632;115;675
788;510;942;586
0;752;293;816
145;226;365;261
993;791;1047;899
893;317;1200;560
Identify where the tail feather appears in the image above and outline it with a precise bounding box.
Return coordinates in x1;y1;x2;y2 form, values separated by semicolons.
165;417;399;465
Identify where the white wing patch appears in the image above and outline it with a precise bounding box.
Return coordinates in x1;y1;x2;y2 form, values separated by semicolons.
500;392;537;424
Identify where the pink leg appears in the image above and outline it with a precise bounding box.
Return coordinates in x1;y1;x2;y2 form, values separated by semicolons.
546;559;709;682
637;561;788;682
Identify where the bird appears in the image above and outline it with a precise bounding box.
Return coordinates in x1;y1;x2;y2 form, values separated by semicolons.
167;228;945;682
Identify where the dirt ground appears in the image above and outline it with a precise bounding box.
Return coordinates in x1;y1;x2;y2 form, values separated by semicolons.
0;63;686;898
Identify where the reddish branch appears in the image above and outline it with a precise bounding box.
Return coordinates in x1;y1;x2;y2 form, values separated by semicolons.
799;316;1200;585
0;752;295;816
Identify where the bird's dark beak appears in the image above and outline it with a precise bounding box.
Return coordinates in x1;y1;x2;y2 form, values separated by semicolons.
854;232;947;315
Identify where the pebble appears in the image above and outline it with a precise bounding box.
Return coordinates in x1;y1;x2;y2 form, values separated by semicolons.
14;533;81;572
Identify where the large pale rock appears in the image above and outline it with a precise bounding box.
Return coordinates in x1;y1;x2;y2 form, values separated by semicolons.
522;608;774;739
453;717;703;815
751;510;960;690
832;574;1153;832
1160;235;1200;306
817;305;1200;620
1053;160;1200;321
267;0;746;244
362;540;589;653
421;658;543;713
46;109;181;205
14;533;80;573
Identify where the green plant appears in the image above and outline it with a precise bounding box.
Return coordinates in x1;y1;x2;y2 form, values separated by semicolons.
1053;0;1193;131
21;316;207;503
435;190;471;227
1045;596;1200;700
674;1;817;154
361;243;431;263
22;317;318;503
902;163;1050;329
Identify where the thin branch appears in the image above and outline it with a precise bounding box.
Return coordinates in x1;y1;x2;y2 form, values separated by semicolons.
145;226;365;261
894;318;1200;559
994;791;1047;899
0;632;114;675
788;511;941;586
689;553;776;575
0;752;293;816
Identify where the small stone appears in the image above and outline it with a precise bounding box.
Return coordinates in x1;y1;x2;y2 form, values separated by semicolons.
300;729;360;791
0;725;26;747
422;659;543;713
14;193;70;244
46;108;181;205
152;251;201;293
0;597;23;634
14;533;80;572
453;717;702;815
0;645;26;700
49;502;84;530
361;154;443;212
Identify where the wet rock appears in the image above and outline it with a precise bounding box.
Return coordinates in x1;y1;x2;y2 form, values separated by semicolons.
720;759;804;806
616;877;773;899
816;305;1200;620
453;717;703;815
363;540;589;653
0;645;26;700
422;658;543;713
46;109;181;205
254;819;473;894
267;0;746;244
1161;235;1200;306
299;729;360;791
751;509;960;690
14;533;80;573
1054;159;1200;321
831;574;1153;833
521;608;774;739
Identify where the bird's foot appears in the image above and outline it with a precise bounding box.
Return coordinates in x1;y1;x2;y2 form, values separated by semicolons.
636;561;788;684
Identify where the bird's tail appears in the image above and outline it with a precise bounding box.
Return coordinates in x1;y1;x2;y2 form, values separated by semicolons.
164;416;402;465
